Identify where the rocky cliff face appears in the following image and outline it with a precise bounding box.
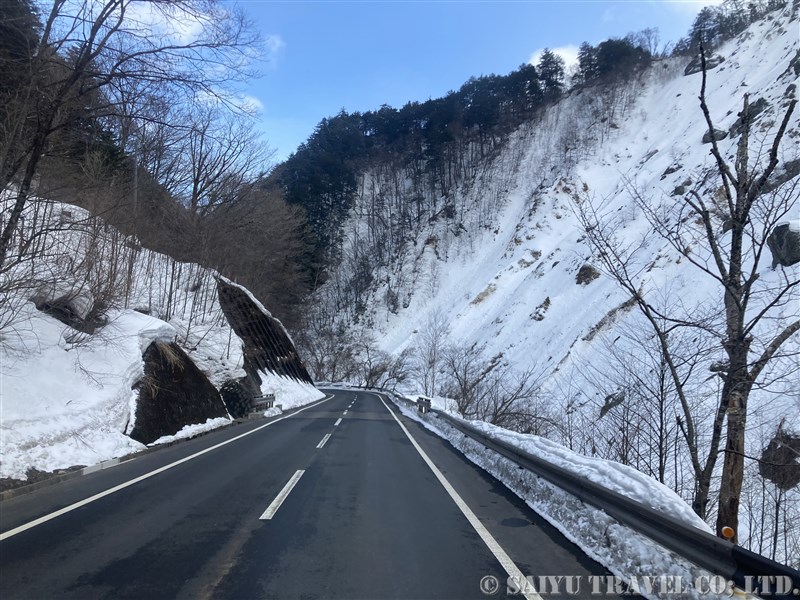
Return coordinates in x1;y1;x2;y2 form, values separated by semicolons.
129;342;229;445
214;277;315;419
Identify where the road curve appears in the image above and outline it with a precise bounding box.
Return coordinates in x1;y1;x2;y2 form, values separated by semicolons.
0;390;635;599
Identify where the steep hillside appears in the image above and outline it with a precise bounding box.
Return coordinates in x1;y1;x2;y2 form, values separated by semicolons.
308;5;800;552
0;199;322;482
320;8;798;377
328;7;796;382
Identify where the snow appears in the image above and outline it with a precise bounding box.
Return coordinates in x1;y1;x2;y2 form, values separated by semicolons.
324;0;798;525
148;417;233;446
0;305;174;479
465;417;710;530
342;7;799;406
314;4;800;573
257;371;325;409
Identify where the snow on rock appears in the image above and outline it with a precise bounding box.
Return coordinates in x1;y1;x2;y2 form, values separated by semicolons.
0;306;174;479
0;197;319;481
173;318;246;390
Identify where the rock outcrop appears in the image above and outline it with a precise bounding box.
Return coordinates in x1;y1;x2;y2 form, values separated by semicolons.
129;342;228;445
767;222;800;268
684;54;724;76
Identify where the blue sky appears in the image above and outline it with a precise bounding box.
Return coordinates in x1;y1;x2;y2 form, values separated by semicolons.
232;1;716;161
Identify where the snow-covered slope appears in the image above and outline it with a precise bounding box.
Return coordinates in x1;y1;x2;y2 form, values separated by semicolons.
343;8;798;412
368;9;798;371
0;201;322;481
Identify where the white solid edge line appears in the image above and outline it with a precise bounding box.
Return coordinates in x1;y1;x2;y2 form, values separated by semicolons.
375;394;543;600
334;417;342;426
259;469;305;520
0;395;336;542
316;433;332;449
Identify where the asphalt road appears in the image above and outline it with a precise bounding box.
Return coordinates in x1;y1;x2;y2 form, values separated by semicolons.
0;390;636;599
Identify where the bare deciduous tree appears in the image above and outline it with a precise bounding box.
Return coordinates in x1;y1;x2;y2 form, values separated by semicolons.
412;309;450;396
574;47;799;540
441;341;547;431
0;0;259;270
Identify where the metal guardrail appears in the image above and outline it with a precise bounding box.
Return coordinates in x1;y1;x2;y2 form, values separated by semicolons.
377;389;800;599
252;393;276;412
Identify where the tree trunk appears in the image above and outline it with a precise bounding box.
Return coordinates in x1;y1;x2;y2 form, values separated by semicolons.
0;131;48;269
716;389;747;540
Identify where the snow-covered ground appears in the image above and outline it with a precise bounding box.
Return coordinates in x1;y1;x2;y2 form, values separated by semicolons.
368;8;799;385
0;200;322;481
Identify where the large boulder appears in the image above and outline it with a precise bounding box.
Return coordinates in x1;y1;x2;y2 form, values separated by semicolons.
684;54;724;76
219;377;258;419
29;282;102;333
702;128;728;144
216;277;313;383
767;222;800;268
783;49;800;79
129;341;229;444
728;97;770;138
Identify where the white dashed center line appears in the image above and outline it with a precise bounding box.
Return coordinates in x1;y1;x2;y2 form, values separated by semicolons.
260;470;305;520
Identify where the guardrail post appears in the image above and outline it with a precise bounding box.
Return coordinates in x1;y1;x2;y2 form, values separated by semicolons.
250;393;276;416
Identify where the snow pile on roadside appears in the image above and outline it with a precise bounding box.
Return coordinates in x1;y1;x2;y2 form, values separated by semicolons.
468;418;709;530
0;198;320;481
393;399;734;600
148;417;233;447
258;372;325;411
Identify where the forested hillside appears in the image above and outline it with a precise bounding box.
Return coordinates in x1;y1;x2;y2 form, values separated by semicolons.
0;0;309;327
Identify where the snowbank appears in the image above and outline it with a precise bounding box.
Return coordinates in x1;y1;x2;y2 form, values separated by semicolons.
467;418;709;531
148;417;233;447
258;372;325;410
0;196;320;481
393;399;740;600
0;306;174;479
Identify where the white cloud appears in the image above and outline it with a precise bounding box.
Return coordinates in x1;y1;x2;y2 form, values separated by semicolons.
528;45;580;70
126;2;209;44
240;95;264;113
265;34;286;69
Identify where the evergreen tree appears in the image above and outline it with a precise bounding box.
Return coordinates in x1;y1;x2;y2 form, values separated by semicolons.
577;42;598;83
0;0;40;134
503;64;542;117
537;49;565;100
0;0;39;72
